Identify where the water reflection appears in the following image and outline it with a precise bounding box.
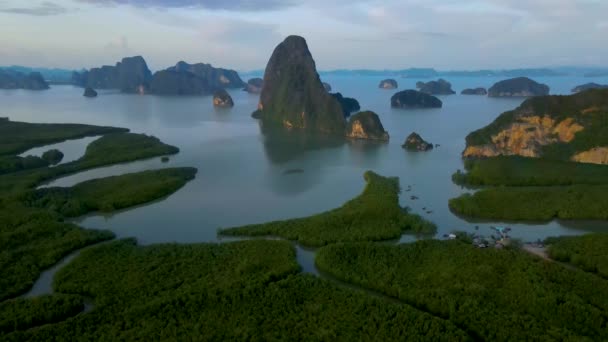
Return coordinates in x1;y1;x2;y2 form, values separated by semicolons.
259;123;346;164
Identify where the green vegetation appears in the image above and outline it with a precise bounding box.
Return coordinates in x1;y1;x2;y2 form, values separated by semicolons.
0;294;84;335
0;155;48;175
41;149;63;165
0;121;194;301
454;156;608;187
4;240;469;340
0;120;126;156
21;167;197;217
0;166;196;300
316;240;608;341
465;89;608;160
0;208;114;301
0;132;180;194
546;234;608;278
220;171;436;246
451;156;608;221
449;184;608;220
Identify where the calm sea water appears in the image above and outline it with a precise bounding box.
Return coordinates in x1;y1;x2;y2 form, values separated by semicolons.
5;76;608;246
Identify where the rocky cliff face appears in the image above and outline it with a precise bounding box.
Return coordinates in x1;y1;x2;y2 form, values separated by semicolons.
488;77;549;97
76;56;151;93
257;35;346;134
346;111;389;141
169;61;245;89
213;89;234;108
149;70;209;95
0;70;49;90
463;89;608;164
463;116;583;158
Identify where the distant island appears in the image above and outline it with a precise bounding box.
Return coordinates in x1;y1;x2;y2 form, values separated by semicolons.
461;87;487;95
391;90;442;108
488;77;549;97
245;78;264;94
72;57;245;96
417;79;455;95
0;69;49;90
571;83;608;93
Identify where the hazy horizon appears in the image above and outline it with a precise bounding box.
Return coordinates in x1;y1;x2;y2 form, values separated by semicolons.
1;0;607;71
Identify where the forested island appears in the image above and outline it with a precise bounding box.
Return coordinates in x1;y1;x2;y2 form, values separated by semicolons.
452;89;608;221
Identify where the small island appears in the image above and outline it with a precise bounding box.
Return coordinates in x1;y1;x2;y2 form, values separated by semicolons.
346;111;389;141
391;90;442;109
41;149;64;165
461;87;487;95
417;79;455;95
245;78;264;94
212;89;234;108
379;79;398;89
83;87;98;97
331;93;360;117
488;77;549;97
571;82;608;93
402;132;433;151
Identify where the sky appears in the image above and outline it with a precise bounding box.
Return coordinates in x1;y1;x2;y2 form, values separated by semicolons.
0;0;606;71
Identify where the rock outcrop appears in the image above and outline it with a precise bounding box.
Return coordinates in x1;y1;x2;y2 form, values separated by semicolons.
402;132;433;151
461;87;487;95
463;89;608;164
391;90;442;109
245;78;264;94
415;81;425;89
73;57;244;96
213;89;234;108
331;93;360;117
379;79;398;89
0;70;49;90
418;79;455;95
488;77;549;97
168;61;245;89
256;35;346;134
571;83;608;93
149;70;208;95
83;87;98;97
346;111;389;141
74;56;152;94
323;82;332;92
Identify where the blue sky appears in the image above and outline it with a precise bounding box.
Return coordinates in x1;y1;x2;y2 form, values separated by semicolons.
0;0;606;71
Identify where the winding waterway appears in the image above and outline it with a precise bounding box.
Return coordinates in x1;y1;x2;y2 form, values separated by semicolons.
5;75;608;296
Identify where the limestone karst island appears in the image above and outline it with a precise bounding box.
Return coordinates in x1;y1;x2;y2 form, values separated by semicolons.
1;1;608;340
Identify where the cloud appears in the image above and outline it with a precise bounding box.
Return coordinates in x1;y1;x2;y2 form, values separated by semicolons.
75;0;299;11
0;1;68;16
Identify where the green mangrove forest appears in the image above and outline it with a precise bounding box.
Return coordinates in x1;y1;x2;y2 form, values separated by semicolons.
220;171;436;246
